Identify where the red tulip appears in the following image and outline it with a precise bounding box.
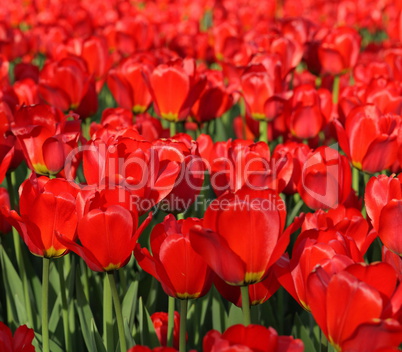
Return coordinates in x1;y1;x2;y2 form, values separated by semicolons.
152;136;205;213
209;139;293;197
318;26;361;75
82;131;181;214
365;174;402;255
151;312;180;349
190;187;302;286
11;104;82;176
276;226;364;311
284;84;330;139
135;214;213;299
334;104;401;173
203;325;304;352
107;56;153;114
0;102;22;183
39;56;98;117
302;205;377;255
382;246;402;282
298;146;352;210
0;322;35;352
307;262;402;352
59;204;150;272
144;58;205;122
1;174;78;258
191;70;233;124
0;188;11;234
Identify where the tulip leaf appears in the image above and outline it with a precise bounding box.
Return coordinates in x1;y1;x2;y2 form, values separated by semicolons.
291;312;317;352
48;292;62;333
122;279;139;327
136;296;160;348
75;268;99;352
91;318;107;352
0;244;27;326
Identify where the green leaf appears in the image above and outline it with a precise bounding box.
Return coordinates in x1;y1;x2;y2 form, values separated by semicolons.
122;280;139;327
91;319;107;352
75;267;103;352
0;245;27;326
136;296;160;348
291;313;317;352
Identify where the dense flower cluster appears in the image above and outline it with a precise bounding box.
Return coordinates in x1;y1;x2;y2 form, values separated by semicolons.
0;0;401;352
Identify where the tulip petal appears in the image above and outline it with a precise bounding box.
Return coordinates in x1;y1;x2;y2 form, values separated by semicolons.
189;225;246;285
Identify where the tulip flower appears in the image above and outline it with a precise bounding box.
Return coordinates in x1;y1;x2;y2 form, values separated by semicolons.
59;204;149;272
0;322;35;352
209;139;293;197
318;26;361;76
298;146;352;210
189;187;302;287
307;262;402;352
152;136;205;214
203;325;304;352
284;84;331;139
135;214;213;299
276;228;362;311
191;70;233;124
107;56;153;114
11;104;82;176
334;105;401;173
144;58;205;122
39;56;98;117
0;188;11;234
82;130;181;214
151;312;181;349
1;174;78;258
365;174;402;255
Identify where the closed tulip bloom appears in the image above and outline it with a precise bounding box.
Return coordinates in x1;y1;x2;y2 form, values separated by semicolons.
59;204;150;272
144;58;205;122
151;311;180;349
298;146;352;210
318;26;361;75
334;105;401;173
1;174;78;258
203;325;304;352
135;215;213;299
107;57;153;114
190;187;301;286
365;174;402;255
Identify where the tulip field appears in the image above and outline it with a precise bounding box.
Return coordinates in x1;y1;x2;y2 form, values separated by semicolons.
1;0;402;351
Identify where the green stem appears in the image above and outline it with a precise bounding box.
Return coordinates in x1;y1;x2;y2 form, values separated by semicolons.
167;296;175;347
240;286;251;326
170;122;176;137
332;75;340;104
57;259;71;352
179;299;188;352
107;271;127;352
42;258;50;352
259;120;268;144
7;172;34;329
103;274;114;352
352;167;360;196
